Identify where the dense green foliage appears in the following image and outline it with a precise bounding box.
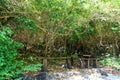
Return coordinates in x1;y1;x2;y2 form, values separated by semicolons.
0;0;41;79
0;0;120;79
100;54;120;70
0;15;41;80
23;0;120;57
0;27;24;79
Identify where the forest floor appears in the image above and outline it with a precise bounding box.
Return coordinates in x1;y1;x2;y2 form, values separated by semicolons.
47;64;120;80
24;61;120;80
50;68;120;80
22;54;120;80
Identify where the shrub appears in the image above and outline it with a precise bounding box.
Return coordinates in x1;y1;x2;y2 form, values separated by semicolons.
100;54;120;70
0;26;24;79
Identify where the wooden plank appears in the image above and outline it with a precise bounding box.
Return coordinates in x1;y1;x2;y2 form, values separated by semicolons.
83;55;91;57
79;58;99;68
88;59;90;68
40;57;72;71
0;16;10;19
42;58;48;72
92;59;97;68
79;58;99;60
37;57;71;60
79;58;84;68
66;58;72;69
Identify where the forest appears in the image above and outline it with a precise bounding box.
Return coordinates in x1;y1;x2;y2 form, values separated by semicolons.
0;0;120;80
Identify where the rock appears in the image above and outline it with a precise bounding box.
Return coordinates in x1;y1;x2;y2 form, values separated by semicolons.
23;75;33;80
16;74;25;80
34;72;54;80
10;74;31;80
41;65;47;72
61;64;67;68
106;74;120;80
83;75;89;80
66;59;72;69
11;68;120;80
98;69;108;76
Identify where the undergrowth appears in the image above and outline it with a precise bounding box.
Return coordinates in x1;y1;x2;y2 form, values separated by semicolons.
100;54;120;70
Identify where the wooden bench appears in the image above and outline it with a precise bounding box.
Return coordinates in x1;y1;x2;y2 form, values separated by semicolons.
79;55;98;68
